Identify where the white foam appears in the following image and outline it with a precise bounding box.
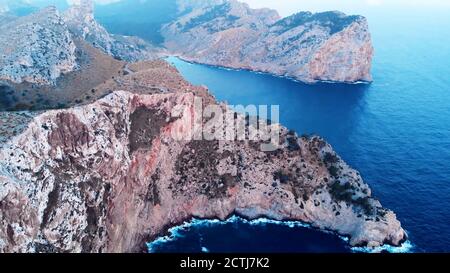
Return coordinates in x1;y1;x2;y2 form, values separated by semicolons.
201;247;210;253
147;216;413;254
351;239;414;253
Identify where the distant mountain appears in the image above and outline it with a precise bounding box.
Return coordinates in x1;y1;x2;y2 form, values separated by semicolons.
1;0;373;84
162;0;373;83
94;0;180;45
64;0;160;61
0;6;77;85
0;0;69;16
94;0;373;83
0;0;39;16
0;0;161;87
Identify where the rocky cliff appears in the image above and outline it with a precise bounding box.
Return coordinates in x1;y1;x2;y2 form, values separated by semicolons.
1;0;374;84
0;60;404;252
163;0;373;83
63;0;161;62
0;7;77;85
0;1;161;87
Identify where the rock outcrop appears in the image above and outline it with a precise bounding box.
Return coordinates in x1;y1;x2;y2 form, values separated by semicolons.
0;75;404;253
0;1;161;88
63;0;160;62
0;7;77;85
163;0;373;83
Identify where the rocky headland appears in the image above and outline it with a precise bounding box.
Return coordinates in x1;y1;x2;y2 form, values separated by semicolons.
1;0;374;84
0;1;403;253
0;87;405;253
163;0;374;83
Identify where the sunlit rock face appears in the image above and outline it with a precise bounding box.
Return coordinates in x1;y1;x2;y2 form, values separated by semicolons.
0;7;77;85
163;1;373;83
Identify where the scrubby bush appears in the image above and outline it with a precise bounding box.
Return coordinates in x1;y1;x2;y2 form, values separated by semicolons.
323;152;339;165
327;165;339;178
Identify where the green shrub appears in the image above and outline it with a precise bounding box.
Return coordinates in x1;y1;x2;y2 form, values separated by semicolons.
327;165;339;178
323;152;339;165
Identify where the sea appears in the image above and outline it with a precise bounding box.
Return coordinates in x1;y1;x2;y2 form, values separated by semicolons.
147;9;450;253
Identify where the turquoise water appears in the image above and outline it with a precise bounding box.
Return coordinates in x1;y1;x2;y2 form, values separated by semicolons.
156;9;450;253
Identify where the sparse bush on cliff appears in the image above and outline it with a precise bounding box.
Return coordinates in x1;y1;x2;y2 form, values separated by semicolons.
323;152;339;165
327;165;339;178
273;170;290;184
354;197;373;215
330;181;354;203
330;181;374;214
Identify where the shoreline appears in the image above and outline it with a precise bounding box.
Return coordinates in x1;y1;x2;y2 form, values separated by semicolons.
146;213;412;254
167;55;373;86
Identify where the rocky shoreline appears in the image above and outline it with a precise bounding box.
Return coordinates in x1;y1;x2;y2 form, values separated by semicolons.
172;55;372;85
146;214;409;253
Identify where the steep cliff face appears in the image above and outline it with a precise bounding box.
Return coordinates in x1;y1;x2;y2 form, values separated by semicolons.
163;1;373;83
0;87;404;252
0;7;77;85
63;0;160;62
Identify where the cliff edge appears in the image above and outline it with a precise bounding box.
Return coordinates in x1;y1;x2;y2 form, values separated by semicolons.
0;64;404;252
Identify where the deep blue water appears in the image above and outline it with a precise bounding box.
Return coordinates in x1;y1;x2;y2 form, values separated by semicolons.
148;217;352;253
151;9;450;253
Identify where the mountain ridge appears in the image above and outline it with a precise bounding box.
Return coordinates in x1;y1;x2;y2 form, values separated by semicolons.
163;0;373;83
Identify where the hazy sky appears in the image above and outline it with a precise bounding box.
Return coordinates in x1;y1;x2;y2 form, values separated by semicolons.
240;0;450;16
85;0;450;16
38;0;450;16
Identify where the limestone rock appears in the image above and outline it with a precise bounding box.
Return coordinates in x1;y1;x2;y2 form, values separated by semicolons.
63;0;160;62
163;1;373;83
0;89;405;252
0;7;77;85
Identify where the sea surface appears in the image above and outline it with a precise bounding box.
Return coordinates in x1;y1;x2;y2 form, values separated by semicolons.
149;9;450;253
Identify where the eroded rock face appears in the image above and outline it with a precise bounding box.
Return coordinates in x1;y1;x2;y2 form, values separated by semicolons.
0;1;162;88
0;7;77;85
0;90;405;253
163;1;373;83
63;0;160;62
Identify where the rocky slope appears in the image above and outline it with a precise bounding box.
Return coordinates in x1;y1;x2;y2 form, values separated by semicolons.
163;0;373;83
0;7;77;85
0;60;405;252
0;0;160;88
63;0;161;62
1;0;374;84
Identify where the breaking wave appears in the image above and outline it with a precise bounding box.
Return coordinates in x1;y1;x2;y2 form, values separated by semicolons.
146;215;414;253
